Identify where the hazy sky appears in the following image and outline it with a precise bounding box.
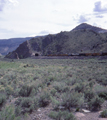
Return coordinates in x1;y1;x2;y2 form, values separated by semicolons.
0;0;107;39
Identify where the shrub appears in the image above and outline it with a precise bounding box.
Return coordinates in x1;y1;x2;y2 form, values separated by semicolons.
97;78;107;86
0;93;6;109
6;85;14;96
74;83;86;93
50;88;57;96
50;96;60;110
15;97;38;114
98;92;107;100
88;81;95;88
75;82;91;93
49;111;60;120
49;111;76;120
19;85;35;97
84;90;95;102
53;82;69;93
15;106;21;117
65;78;77;86
63;111;76;120
0;85;5;92
38;92;50;107
88;96;104;111
100;109;107;118
94;84;107;95
61;91;84;111
0;106;20;120
21;97;35;113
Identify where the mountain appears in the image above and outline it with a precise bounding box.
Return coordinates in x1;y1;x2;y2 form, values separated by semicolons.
72;23;107;33
0;37;36;55
5;23;107;59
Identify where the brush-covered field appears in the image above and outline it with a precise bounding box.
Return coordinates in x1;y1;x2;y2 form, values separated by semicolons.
0;57;107;120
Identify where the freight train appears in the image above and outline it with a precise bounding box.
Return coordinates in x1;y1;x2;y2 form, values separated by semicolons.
45;52;107;57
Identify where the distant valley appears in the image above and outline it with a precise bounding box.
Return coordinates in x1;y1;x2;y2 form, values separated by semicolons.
0;37;37;55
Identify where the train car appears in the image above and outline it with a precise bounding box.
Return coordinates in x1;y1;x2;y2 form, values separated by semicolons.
91;53;101;56
101;53;107;56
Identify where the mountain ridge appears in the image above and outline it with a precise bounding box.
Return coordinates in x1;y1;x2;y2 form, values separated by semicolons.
5;23;107;59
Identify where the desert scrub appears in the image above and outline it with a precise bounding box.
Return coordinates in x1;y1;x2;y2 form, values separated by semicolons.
53;81;69;93
0;85;5;92
38;92;50;107
21;97;37;113
50;96;60;110
88;96;104;111
61;91;84;111
19;85;35;97
98;92;107;100
100;109;107;118
0;61;20;70
49;110;76;120
74;82;90;93
94;84;107;94
96;77;107;85
50;88;57;96
0;106;20;120
84;90;95;102
15;97;38;114
6;85;14;96
0;93;6;109
65;78;76;86
15;106;22;117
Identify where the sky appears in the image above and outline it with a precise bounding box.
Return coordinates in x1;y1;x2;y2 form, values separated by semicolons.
0;0;107;39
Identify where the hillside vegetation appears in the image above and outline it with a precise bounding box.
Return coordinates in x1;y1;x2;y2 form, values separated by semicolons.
0;58;107;119
5;23;107;59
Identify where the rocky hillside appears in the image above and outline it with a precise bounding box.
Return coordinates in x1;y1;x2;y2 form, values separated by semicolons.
5;23;107;59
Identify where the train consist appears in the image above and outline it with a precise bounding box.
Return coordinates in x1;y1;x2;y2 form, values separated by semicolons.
46;52;107;57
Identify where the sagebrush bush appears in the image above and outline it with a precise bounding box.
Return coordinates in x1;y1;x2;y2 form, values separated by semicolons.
75;83;89;93
88;96;104;111
96;77;107;86
0;93;6;109
53;82;69;93
0;85;5;92
94;84;107;94
15;106;21;117
6;85;14;96
21;97;35;113
98;92;107;100
15;97;38;114
0;106;20;120
88;81;95;88
50;88;57;96
100;109;107;118
38;92;50;107
50;96;60;110
61;91;84;111
84;90;95;102
19;85;35;97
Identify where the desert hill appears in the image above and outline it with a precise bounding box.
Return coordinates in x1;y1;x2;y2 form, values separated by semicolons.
5;23;107;59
